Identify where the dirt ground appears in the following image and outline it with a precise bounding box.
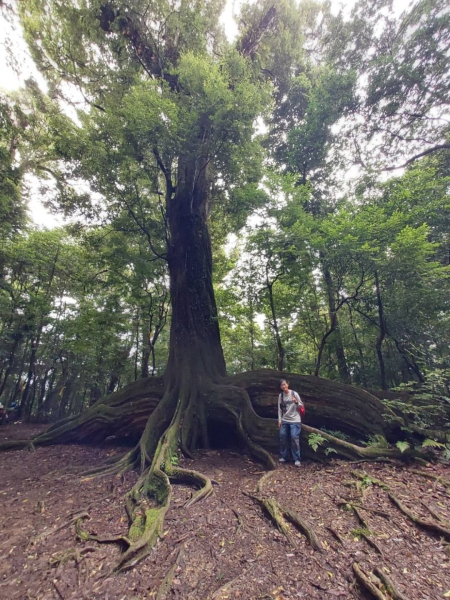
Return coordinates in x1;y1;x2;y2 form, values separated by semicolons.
0;423;449;600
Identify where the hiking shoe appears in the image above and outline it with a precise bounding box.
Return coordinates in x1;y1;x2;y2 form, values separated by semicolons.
279;458;286;463
294;461;301;467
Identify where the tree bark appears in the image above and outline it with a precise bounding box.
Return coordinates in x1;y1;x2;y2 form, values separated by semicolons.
321;263;350;383
165;157;226;382
249;295;256;371
18;329;42;418
348;304;368;388
266;281;285;371
0;331;21;400
374;270;388;390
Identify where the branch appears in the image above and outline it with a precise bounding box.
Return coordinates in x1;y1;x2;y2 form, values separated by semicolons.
238;6;277;59
384;144;450;171
152;147;173;192
115;184;167;261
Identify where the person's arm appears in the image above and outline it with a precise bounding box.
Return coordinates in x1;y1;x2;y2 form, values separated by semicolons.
294;391;303;406
278;393;282;426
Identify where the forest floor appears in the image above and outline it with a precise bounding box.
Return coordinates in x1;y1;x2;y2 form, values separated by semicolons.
0;424;449;600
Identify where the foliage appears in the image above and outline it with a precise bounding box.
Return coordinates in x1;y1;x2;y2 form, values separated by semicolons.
307;432;327;452
395;441;410;454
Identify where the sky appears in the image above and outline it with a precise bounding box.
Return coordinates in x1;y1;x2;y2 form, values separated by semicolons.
0;0;413;227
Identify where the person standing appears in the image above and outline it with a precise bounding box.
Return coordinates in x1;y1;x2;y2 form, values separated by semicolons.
278;379;303;466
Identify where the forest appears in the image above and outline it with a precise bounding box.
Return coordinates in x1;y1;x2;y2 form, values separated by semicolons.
1;0;450;598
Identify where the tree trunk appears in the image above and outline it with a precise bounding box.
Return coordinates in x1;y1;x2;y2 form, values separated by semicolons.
36;368;52;420
267;282;284;371
9;340;29;406
134;309;140;381
348;304;368;387
18;246;60;418
0;325;23;400
141;320;151;378
165;159;226;383
321;263;351;383
18;329;42;419
374;270;388;390
249;295;256;371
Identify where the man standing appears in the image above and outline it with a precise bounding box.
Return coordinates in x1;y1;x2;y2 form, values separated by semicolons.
278;379;303;467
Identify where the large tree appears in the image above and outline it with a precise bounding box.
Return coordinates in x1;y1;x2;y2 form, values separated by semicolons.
2;0;448;572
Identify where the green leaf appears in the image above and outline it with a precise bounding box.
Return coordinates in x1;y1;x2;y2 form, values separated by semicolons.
396;441;411;454
422;439;445;449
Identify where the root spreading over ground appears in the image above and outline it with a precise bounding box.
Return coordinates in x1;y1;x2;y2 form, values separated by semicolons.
1;423;450;599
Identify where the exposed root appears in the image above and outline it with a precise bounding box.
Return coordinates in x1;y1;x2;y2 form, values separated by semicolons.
260;497;293;543
230;507;243;532
420;501;449;526
75;517;131;549
353;470;450;541
82;449;138;478
387;491;450;541
111;389;214;573
351;504;390;519
213;386;276;469
209;564;256;600
31;511;90;545
52;579;66;600
0;439;30;451
352;471;389;490
155;544;185;600
50;546;96;568
168;466;213;507
413;470;450;490
352;506;384;556
326;526;345;545
373;567;409;600
281;505;322;551
304;426;418;462
337;498;389;519
246;491;321;550
255;470;275;494
353;562;388;600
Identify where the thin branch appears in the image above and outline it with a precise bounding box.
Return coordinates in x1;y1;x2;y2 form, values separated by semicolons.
384;144;450;171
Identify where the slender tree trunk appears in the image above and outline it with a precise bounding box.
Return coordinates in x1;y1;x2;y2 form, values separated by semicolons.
249;295;255;371
27;377;39;420
267;282;284;371
9;339;30;406
58;373;78;419
89;350;104;405
134;309;140;381
36;369;52;420
18;246;60;418
390;337;424;383
348;304;368;387
0;331;22;399
322;262;351;383
151;344;156;377
42;365;58;416
374;270;388;390
19;329;43;419
141;318;151;378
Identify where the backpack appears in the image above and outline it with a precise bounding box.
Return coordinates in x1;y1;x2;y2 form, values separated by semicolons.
298;403;306;418
290;390;306;418
280;390;305;418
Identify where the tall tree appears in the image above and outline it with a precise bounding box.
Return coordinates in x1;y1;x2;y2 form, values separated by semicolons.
2;0;448;572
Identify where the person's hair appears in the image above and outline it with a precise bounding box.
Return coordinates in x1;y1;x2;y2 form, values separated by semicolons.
279;379;289;388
